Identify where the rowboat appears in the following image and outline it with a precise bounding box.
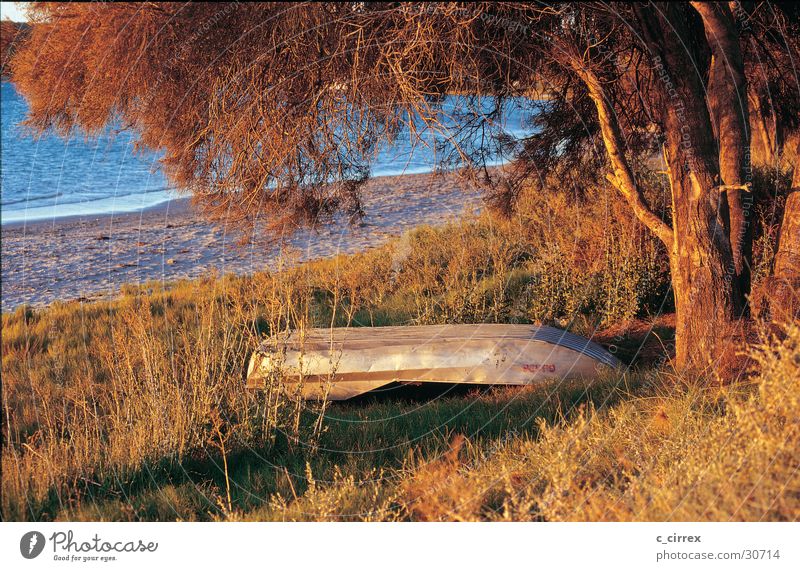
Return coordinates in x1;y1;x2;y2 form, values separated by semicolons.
245;324;621;400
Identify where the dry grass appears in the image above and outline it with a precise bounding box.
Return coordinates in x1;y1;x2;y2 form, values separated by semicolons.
2;179;795;521
393;322;800;521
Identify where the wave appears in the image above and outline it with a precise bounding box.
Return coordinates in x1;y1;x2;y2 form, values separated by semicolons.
0;190;65;207
0;189;179;224
1;185;175;210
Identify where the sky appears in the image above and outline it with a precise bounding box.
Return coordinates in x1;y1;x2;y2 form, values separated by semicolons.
1;2;28;22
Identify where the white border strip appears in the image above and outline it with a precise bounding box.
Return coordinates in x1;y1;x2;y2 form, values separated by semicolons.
1;522;797;570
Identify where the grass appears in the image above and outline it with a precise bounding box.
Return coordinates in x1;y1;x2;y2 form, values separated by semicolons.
2;180;797;521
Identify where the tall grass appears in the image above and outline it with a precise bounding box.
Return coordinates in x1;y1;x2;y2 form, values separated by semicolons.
397;322;799;521
2;175;794;521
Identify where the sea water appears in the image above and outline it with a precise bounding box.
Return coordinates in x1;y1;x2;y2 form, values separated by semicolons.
1;80;533;224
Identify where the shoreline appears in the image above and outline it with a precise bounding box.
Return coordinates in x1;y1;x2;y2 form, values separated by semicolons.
1;194;192;233
1;171;485;312
0;193;191;231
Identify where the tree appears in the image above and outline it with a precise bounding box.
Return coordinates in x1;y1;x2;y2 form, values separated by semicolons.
542;2;750;370
741;1;800;168
8;2;799;371
769;141;800;319
0;20;29;77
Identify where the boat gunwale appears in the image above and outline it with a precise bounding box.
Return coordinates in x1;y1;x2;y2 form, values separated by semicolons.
255;324;622;369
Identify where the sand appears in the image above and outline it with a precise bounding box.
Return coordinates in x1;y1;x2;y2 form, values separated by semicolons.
1;171;484;311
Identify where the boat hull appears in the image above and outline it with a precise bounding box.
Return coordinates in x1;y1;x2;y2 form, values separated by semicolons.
246;324;621;400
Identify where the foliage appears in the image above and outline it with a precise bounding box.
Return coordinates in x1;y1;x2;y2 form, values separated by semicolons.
0;20;28;77
10;3;797;227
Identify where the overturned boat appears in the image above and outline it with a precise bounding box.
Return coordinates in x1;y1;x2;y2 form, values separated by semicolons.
246;324;622;400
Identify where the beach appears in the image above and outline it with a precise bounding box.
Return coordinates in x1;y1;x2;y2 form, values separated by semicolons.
1;171;483;311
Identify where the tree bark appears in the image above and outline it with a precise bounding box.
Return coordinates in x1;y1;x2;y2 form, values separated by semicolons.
634;3;740;371
775;191;800;279
692;1;752;315
749;91;778;167
770;146;800;319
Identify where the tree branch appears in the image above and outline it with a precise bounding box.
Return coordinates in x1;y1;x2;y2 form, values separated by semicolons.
568;60;674;248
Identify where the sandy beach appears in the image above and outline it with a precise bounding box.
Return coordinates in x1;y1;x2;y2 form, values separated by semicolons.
1;171;484;311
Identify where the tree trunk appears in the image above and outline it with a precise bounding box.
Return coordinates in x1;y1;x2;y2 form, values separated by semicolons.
775;191;800;279
635;3;740;371
692;1;752;315
663;140;739;372
749;92;778;167
769;148;800;320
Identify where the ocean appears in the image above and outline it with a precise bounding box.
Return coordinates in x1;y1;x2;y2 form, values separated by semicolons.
1;80;532;224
